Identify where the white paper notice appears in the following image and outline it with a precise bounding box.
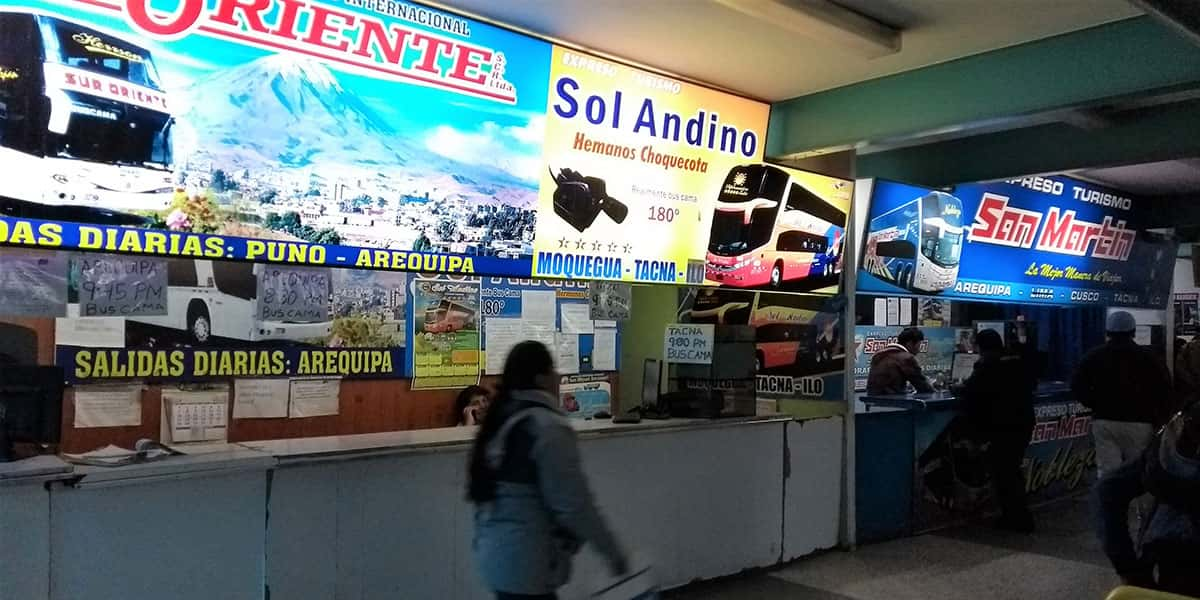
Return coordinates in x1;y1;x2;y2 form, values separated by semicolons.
56;317;126;348
886;298;900;326
521;322;558;350
233;379;290;419
560;303;594;334
485;318;522;374
289;379;340;418
873;297;892;326
1135;325;1152;346
593;329;617;371
874;298;887;326
73;385;141;428
899;298;913;326
555;333;580;374
162;388;228;443
521;290;556;323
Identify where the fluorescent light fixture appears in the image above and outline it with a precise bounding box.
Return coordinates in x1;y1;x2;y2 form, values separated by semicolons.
714;0;901;58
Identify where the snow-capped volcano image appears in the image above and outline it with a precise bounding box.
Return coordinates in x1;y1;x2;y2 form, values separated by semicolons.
178;55;411;168
165;47;547;255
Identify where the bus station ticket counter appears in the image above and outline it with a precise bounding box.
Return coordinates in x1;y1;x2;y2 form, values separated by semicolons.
854;382;1095;543
0;414;844;600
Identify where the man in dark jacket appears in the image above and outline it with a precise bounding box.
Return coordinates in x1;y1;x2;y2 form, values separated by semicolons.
1072;311;1173;478
962;328;1038;532
1094;402;1200;596
867;327;934;395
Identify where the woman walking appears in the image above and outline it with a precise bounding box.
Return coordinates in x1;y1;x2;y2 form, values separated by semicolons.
469;341;628;599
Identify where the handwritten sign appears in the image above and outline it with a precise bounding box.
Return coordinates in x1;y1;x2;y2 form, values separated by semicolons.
0;249;68;317
256;267;331;323
590;282;632;321
665;324;714;364
75;255;167;316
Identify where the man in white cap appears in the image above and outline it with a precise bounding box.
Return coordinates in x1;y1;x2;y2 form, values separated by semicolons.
1072;310;1174;477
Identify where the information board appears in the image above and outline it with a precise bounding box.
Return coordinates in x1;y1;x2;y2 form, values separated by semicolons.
858;176;1174;308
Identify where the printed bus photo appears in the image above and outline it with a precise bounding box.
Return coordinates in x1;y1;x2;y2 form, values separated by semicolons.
133;259;332;344
863;191;964;293
0;11;174;222
705;164;847;291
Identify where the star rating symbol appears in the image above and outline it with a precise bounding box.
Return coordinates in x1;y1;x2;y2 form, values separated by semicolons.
575;239;586;250
622;244;632;254
558;237;569;248
608;243;618;253
591;241;602;251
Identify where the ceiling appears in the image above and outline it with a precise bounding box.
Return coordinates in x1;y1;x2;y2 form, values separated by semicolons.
439;0;1142;102
1073;159;1200;197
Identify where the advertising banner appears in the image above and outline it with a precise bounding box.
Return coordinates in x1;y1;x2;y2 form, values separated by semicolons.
678;288;844;402
1026;400;1096;504
410;277;480;390
853;325;961;392
0;1;773;289
531;46;769;285
0;0;548;273
56;255;408;383
910;396;1093;533
858;176;1175;308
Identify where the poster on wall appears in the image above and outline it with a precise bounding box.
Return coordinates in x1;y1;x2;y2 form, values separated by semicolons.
56;256;407;382
474;276;617;375
0;248;69;317
853;326;959;392
530;46;770;285
410;277;480;390
559;373;611;419
0;0;548;277
858;176;1175;309
677;288;844;402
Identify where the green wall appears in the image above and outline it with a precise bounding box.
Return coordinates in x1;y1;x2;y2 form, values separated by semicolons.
617;285;678;412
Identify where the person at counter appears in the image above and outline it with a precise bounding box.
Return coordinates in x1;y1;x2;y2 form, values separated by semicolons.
961;329;1037;532
1073;311;1174;478
867;327;934;395
456;385;491;426
468;341;628;600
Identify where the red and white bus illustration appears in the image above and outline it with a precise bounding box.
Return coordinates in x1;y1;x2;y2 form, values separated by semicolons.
705;164;846;289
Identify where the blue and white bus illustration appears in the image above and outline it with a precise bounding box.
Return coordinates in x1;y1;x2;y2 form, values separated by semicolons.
862;191;964;293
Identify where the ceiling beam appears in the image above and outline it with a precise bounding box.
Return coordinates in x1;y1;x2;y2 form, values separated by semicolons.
1130;0;1200;47
855;99;1200;189
713;0;900;58
767;16;1200;158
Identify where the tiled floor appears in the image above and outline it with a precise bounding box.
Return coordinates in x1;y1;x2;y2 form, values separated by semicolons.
668;497;1119;600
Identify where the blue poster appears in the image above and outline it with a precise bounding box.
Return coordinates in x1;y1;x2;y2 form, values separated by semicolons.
858;176;1174;308
853;325;963;392
0;0;549;272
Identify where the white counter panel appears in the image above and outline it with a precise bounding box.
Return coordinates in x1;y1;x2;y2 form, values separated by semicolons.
784;416;843;560
267;419;791;599
0;482;51;600
49;469;268;600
